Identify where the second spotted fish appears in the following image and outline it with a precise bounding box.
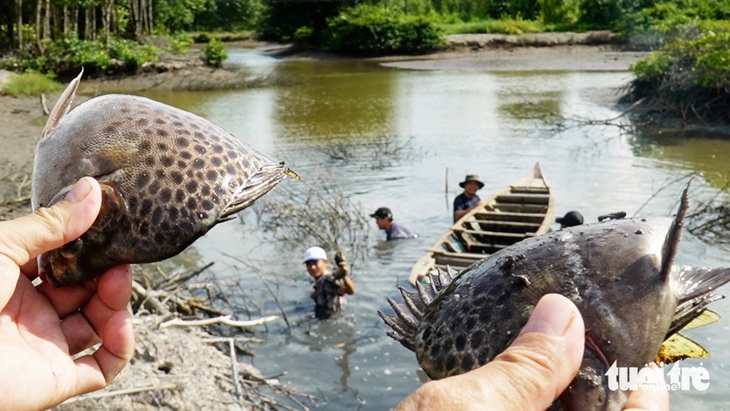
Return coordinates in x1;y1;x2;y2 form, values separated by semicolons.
32;71;297;287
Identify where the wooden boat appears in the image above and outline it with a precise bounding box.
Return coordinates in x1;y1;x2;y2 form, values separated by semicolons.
409;162;555;285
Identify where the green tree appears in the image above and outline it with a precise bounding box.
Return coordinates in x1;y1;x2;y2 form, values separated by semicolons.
194;0;261;30
257;0;353;43
155;0;207;32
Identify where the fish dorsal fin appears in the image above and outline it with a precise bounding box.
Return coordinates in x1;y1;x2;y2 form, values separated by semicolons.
661;183;689;280
42;69;83;140
655;333;710;364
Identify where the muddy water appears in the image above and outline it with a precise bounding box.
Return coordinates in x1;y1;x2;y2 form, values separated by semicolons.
139;49;730;410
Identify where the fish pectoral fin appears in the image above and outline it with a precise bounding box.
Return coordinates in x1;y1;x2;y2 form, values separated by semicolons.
219;162;294;221
682;309;721;330
667;294;724;338
655;333;710;365
42;69;83;139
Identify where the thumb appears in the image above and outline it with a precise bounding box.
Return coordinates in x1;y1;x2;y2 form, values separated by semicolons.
397;294;584;411
0;177;101;268
475;293;585;410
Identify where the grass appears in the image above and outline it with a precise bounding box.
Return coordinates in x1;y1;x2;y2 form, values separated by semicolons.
3;72;61;96
440;19;547;35
190;30;255;43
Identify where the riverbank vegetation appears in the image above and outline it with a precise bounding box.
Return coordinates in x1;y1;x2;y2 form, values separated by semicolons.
0;0;726;70
624;20;730;127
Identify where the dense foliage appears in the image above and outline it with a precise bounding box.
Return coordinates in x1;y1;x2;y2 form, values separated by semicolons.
323;5;445;53
0;0;729;127
627;22;730;124
257;1;346;43
2;36;160;75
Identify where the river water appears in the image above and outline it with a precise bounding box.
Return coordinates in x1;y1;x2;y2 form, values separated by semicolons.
136;48;730;410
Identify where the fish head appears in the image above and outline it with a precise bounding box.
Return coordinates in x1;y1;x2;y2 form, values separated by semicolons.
556;216;680;365
33;72;296;287
39;182;129;287
381;186;730;410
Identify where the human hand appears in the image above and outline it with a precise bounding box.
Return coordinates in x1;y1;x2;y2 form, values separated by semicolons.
334;261;349;279
0;177;135;410
396;294;668;411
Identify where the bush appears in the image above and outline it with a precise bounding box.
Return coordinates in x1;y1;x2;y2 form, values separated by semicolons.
46;36;110;74
294;26;315;45
171;32;195;53
204;38;228;67
1;36;161;75
109;39;161;70
631;25;730;90
324;5;445;54
626;23;730;124
2;71;61;96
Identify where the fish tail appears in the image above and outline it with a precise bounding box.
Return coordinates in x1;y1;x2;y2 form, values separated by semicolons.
675;265;730;302
219;162;295;220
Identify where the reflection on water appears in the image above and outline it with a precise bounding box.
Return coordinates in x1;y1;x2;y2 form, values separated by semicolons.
630;129;730;189
132;51;730;410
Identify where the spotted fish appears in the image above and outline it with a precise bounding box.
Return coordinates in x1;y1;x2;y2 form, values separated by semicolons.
32;71;297;287
380;188;730;410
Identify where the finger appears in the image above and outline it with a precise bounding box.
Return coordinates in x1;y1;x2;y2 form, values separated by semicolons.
50;265;131;355
37;279;98;318
624;364;669;411
0;177;101;269
72;309;134;392
397;294;584;411
39;265;130;319
81;265;133;338
469;294;585;410
67;267;135;393
62;311;101;355
20;258;38;277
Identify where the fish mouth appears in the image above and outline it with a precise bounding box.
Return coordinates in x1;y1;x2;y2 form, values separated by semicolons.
584;332;610;369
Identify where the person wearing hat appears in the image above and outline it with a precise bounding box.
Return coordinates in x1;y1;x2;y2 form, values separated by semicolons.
453;174;485;222
370;207;417;241
303;246;354;319
556;211;584;229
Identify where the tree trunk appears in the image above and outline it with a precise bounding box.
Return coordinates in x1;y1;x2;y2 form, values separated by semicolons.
16;0;23;50
101;0;107;47
35;0;42;51
43;0;50;41
129;0;139;39
1;1;14;49
147;0;153;33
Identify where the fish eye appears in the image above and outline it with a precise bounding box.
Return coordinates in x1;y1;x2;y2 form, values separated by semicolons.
60;239;84;259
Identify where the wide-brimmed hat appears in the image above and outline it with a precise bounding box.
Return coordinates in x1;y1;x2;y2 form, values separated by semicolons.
304;246;328;262
369;207;393;219
556;211;584;227
459;174;484;189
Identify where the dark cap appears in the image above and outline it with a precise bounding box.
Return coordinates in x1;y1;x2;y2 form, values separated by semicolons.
370;207;392;219
459;174;485;189
556;211;584;227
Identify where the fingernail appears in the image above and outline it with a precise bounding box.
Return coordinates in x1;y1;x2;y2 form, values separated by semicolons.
520;294;577;336
64;177;93;203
